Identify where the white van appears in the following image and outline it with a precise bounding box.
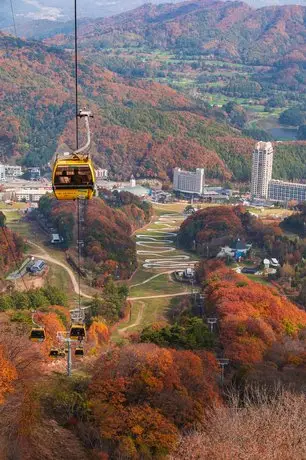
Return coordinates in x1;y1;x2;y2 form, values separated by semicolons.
51;234;63;244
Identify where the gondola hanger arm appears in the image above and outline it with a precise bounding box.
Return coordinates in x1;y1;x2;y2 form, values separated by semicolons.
73;108;94;158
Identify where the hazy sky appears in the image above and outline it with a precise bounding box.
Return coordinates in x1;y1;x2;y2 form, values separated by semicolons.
1;0;305;27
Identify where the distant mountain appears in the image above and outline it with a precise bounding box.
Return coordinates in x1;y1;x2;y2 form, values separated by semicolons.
1;0;306;38
1;33;305;183
59;0;305;66
0;33;236;181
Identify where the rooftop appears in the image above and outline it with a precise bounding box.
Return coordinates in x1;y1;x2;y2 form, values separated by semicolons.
117;185;149;197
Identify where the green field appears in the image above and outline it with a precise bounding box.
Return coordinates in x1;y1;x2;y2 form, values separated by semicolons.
129;273;188;298
113;297;172;340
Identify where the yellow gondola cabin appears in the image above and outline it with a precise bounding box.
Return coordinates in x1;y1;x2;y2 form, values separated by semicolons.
29;327;45;342
49;348;59;359
52;154;96;201
75;346;84;357
70;324;86;341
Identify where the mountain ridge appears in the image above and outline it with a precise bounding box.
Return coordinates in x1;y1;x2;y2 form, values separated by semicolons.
1;28;305;183
48;0;305;66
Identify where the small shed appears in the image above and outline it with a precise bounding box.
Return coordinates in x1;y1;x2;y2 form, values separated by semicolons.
263;259;270;269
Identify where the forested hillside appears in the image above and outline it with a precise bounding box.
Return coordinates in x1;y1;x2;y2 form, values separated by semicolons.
0;212;25;284
192;262;306;401
52;0;306;90
1;33;305;182
54;0;305;64
38;192;152;285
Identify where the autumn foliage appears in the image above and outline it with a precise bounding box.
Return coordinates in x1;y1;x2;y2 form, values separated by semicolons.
0;344;17;404
87;321;109;351
38;194;152;284
204;265;306;365
88;344;220;457
178;205;245;251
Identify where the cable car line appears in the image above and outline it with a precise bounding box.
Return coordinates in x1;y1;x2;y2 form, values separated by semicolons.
74;0;79;150
77;197;81;312
29;1;94;370
9;0;17;37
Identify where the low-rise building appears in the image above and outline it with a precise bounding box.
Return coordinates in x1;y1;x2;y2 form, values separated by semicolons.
268;180;306;203
5;165;22;177
263;259;270;269
151;190;172;203
184;268;195;279
28;167;41;181
95;168;108;179
270;258;280;268
51;234;63;244
0;165;6;181
15;188;49;202
218;239;252;260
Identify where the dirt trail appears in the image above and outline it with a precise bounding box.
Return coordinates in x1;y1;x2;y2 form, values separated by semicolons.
130;270;174;288
128;291;195;301
29;242;93;299
118;301;145;334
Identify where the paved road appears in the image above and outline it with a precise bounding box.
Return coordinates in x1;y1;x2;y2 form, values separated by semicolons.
28;241;93;300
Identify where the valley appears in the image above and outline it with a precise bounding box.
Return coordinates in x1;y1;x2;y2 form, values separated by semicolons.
0;1;306;458
2;200;199;338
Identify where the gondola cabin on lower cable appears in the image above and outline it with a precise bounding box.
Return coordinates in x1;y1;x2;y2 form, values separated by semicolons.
70;324;86;341
52;153;96;201
49;348;59;359
29;327;45;342
75;346;84;357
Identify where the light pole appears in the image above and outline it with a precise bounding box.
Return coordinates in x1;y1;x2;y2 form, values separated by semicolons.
217;358;229;385
67;338;72;377
207;317;217;333
57;331;75;377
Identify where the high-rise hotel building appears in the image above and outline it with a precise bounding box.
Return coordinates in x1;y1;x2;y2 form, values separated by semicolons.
173;168;205;195
251;142;274;199
251;141;306;203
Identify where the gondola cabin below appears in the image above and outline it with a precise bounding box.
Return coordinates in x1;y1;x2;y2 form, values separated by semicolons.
30;327;45;342
70;324;86;341
49;348;59;359
52;154;96;201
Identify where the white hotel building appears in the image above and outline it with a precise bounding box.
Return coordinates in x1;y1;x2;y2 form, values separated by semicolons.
173;167;205;195
15;188;50;202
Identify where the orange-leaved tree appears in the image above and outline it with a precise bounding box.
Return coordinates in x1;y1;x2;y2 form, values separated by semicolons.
0;344;17;404
204;266;306;365
88;343;220;458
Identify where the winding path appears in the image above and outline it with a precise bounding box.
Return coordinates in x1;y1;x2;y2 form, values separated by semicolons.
136;213;197;271
28;211;199;311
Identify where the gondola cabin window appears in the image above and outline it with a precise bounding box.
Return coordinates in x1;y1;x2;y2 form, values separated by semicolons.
55;166;93;186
